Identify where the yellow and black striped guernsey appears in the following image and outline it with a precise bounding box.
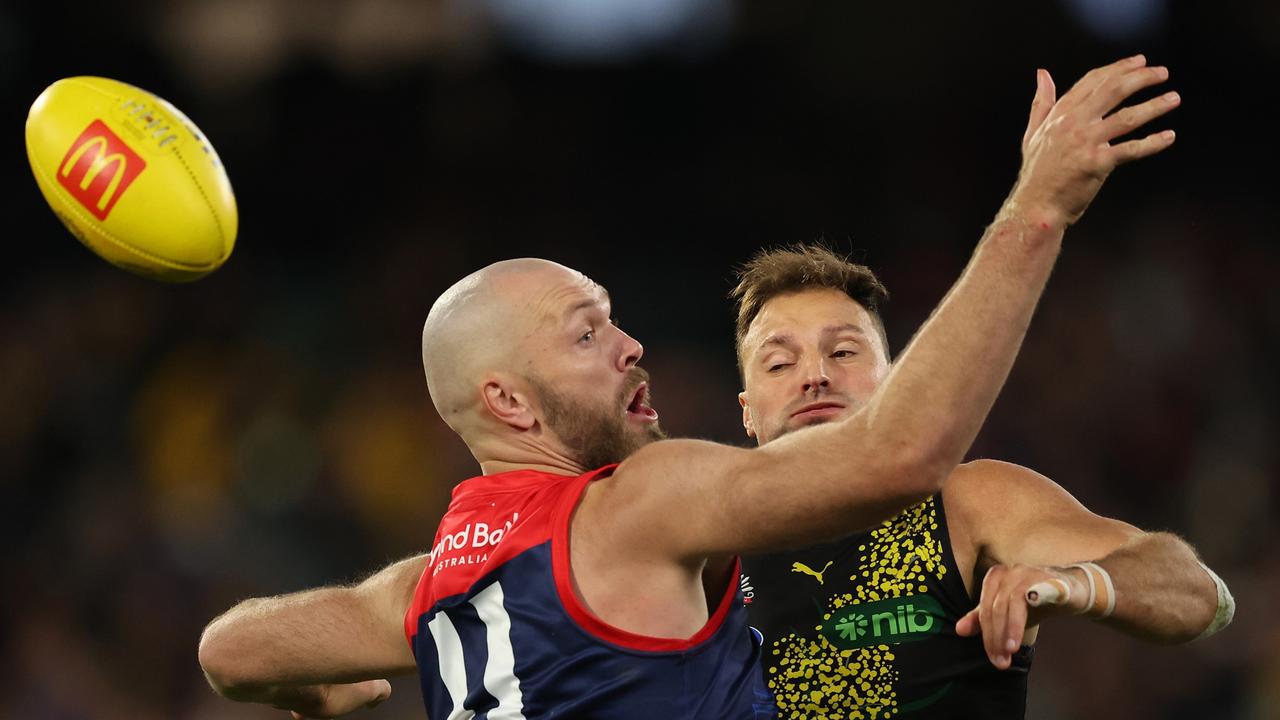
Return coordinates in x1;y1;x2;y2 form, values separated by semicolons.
743;493;1033;719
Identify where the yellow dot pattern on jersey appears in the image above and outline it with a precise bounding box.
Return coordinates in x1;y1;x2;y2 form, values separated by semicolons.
767;498;946;719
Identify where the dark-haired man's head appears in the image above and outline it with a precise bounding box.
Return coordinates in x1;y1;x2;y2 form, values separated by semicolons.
731;245;892;445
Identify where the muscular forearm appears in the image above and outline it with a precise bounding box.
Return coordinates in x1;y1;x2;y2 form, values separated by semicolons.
1082;532;1223;643
851;212;1062;485
960;531;1228;669
199;556;422;698
201;587;383;694
746;215;1065;543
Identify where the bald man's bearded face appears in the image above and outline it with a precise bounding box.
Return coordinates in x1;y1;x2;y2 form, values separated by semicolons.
529;369;666;470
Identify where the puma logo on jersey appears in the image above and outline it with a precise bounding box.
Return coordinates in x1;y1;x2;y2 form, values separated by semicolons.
791;560;834;585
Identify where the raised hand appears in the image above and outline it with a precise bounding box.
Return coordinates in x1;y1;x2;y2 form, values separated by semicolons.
1005;55;1179;229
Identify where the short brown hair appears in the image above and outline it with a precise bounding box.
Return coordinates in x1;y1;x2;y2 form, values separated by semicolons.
730;244;890;380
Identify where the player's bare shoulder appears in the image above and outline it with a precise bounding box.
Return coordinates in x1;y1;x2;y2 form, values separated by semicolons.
945;460;1062;524
598;438;751;505
947;459;1066;501
575;438;755;558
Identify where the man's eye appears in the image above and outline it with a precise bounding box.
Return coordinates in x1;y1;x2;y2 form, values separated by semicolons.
580;330;595;343
768;363;791;373
832;349;857;359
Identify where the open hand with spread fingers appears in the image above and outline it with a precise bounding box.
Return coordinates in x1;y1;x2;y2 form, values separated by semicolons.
1004;54;1180;230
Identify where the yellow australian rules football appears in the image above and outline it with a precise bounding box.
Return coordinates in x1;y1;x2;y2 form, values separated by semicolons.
25;77;237;282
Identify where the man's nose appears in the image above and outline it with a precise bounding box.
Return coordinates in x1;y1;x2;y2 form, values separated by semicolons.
618;329;643;371
800;358;831;394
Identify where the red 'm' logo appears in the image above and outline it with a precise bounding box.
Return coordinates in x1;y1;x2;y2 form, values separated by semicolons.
57;119;146;221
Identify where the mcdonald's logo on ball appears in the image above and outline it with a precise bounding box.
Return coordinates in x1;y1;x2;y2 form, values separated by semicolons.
57;119;146;221
26;77;237;282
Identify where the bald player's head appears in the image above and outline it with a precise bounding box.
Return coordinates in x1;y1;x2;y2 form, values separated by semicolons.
421;258;566;428
422;258;664;471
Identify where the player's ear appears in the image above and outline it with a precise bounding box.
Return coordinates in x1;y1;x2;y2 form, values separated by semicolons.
482;375;536;431
738;390;756;439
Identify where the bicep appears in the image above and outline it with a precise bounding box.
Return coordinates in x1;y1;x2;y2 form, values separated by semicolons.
356;554;426;674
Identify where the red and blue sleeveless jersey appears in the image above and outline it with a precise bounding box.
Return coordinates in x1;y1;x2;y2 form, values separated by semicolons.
404;465;773;719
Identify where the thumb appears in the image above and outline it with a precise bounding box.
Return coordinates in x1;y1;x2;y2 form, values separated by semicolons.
1023;68;1057;148
365;679;392;708
955;607;981;637
318;680;393;716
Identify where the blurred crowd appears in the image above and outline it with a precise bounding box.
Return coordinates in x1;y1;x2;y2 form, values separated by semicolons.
2;1;1278;718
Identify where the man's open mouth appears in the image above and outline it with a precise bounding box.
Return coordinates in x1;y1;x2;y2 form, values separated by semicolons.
625;382;659;422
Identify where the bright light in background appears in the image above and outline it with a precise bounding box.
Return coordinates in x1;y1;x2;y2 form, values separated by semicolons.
154;0;733;93
1061;0;1168;41
478;0;733;61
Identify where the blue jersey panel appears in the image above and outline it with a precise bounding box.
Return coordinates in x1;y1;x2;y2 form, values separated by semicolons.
412;541;769;719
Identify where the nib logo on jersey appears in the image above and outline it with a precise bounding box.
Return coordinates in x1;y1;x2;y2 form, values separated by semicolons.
822;594;944;649
428;511;519;577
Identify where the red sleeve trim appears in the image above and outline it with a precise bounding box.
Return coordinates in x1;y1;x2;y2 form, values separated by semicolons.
551;465;740;653
404;558;432;649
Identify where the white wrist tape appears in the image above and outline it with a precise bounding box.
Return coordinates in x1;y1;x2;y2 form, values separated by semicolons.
1025;577;1072;608
1194;561;1235;640
1069;562;1117;619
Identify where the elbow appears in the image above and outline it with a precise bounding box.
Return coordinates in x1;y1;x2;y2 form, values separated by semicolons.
1140;547;1234;645
1164;540;1235;644
1181;564;1235;644
198;619;255;700
1160;601;1223;646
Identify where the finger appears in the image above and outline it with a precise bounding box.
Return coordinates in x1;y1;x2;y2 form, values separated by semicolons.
1109;129;1176;165
987;588;1012;669
1026;578;1070;608
1098;90;1180;142
1023;69;1056;148
1061;54;1147;110
955;607;981;637
1085;64;1170;118
1005;591;1030;657
978;568;1008;667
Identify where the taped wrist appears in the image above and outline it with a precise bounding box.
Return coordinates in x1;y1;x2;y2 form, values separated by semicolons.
1068;562;1117;619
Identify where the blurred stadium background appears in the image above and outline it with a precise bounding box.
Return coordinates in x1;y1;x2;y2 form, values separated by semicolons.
3;1;1277;718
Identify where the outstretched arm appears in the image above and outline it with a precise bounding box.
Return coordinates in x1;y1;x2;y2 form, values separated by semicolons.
198;554;424;717
605;55;1181;558
951;460;1229;669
